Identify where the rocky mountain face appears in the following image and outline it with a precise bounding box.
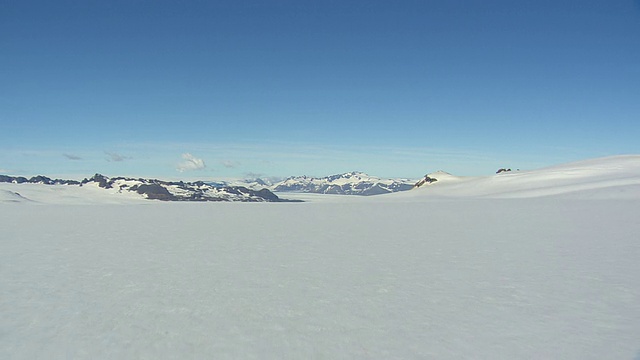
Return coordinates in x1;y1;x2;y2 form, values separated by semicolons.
0;174;290;202
271;171;415;196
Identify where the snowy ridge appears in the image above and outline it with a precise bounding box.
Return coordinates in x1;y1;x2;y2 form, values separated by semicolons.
272;171;414;195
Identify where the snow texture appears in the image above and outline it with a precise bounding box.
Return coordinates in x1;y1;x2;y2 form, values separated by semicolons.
2;155;640;359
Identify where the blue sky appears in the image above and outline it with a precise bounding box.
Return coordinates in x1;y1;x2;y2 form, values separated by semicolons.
2;0;639;180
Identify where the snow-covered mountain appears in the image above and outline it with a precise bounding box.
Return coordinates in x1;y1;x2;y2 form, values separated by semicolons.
272;171;415;196
0;174;290;203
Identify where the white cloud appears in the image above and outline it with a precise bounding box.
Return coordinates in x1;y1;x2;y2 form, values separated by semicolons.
177;153;206;172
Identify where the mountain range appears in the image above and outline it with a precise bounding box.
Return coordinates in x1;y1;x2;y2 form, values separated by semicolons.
0;171;420;202
269;171;415;196
0;174;289;202
4;155;640;203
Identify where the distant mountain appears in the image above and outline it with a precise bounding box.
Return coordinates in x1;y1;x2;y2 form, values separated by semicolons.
272;171;415;196
0;174;293;202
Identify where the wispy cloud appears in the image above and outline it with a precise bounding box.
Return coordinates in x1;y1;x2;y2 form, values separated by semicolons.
177;153;206;172
105;152;131;162
221;160;239;168
63;153;82;160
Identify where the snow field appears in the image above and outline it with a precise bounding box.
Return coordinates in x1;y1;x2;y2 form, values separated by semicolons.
2;198;639;359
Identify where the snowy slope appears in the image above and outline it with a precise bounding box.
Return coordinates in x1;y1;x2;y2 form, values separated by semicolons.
409;155;640;199
2;155;640;359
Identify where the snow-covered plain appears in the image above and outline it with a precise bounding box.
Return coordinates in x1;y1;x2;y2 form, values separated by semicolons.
2;156;640;359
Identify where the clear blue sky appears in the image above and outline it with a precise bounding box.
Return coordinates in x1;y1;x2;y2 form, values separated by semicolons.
2;0;639;180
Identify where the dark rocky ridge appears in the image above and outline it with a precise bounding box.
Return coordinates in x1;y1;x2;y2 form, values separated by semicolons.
0;174;81;185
